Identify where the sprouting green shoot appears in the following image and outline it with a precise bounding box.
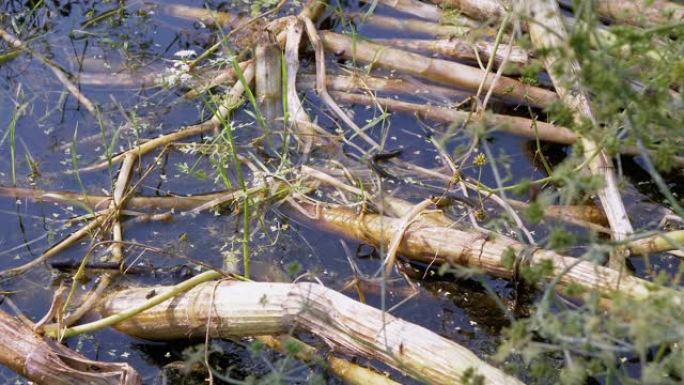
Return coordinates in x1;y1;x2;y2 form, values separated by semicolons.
232;57;270;139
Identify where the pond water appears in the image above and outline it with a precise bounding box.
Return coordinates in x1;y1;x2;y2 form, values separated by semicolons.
0;1;680;384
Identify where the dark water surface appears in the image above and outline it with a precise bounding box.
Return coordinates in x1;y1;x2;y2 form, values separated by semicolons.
0;1;680;384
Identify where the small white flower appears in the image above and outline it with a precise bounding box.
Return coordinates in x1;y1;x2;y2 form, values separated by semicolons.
173;49;197;59
179;73;192;84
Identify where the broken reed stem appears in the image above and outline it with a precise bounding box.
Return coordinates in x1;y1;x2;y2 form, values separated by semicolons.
297;73;470;101
52;153;139;333
626;229;684;257
319;31;558;108
257;335;400;385
0;310;141;385
332;91;684;167
292;202;673;303
284;18;317;153
523;0;634;271
301;16;379;149
368;0;444;22
110;153;137;263
0;27;99;118
82;63;255;172
384;199;436;275
593;0;684;27
332;91;577;143
374;37;529;74
0;186;235;211
358;13;479;37
0;213;108;278
100;279;524;385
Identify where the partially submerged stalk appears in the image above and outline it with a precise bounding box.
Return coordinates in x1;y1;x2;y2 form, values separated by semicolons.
100;279;523;385
0;309;140;385
373;37;530;74
257;335;400;385
523;0;634;270
319;31;558;108
292;202;666;302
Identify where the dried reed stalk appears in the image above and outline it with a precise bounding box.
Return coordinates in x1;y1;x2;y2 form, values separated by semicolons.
0;186;230;211
374;37;529;73
297;74;469;101
332;92;684;167
428;0;505;21
356;13;478;37
370;0;444;21
82;64;255;171
593;0;684;27
100;280;523;385
523;0;634;270
0;27;98;117
320;31;557;108
292;202;664;302
332;91;577;144
257;335;400;385
0;310;140;385
256;36;284;130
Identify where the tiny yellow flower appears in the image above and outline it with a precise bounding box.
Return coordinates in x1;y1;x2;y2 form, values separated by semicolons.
474;153;487;167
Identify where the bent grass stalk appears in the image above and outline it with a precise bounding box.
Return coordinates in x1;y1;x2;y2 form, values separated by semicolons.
46;269;224;339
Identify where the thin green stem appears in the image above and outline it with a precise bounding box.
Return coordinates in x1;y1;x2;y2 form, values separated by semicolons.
48;270;223;339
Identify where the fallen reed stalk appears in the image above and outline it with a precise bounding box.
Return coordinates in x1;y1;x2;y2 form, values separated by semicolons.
0;27;99;118
54;154;139;332
0;309;140;385
0;185;230;211
291;201;668;303
592;0;684;27
332;91;577;143
373;37;529;73
523;0;634;271
369;0;444;21
99;278;524;385
82;64;255;171
257;335;400;385
319;31;558;108
332;92;684;167
302;16;380;149
356;13;478;37
428;0;505;21
0;213;108;278
297;73;470;101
